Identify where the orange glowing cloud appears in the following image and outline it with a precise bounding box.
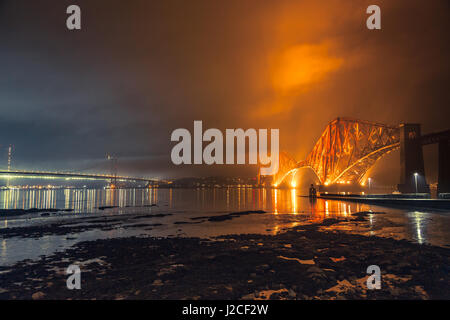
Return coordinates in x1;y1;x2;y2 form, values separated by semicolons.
253;42;343;118
272;42;343;92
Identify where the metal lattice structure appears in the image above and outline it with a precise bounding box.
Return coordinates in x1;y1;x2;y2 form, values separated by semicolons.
274;118;400;186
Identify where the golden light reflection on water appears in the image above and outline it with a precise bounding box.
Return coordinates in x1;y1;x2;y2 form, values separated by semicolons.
0;187;435;223
274;189;278;214
291;188;297;214
0;188;448;246
412;211;426;244
0;188;159;213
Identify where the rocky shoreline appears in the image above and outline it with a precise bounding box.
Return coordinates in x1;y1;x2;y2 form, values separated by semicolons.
1;214;449;300
0;208;74;217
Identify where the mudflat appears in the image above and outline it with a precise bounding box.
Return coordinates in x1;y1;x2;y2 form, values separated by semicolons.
1;215;448;300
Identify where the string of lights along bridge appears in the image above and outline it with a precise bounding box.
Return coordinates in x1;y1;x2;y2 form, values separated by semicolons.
0;151;159;187
0;169;158;184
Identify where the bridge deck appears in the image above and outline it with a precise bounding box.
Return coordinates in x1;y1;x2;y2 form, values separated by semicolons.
0;170;156;183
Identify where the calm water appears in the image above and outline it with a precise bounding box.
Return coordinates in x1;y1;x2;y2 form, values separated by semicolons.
1;187;449;266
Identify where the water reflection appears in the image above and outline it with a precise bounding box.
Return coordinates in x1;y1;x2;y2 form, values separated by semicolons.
291;189;297;214
409;211;427;244
274;188;278;214
0;187;449;247
0;188;159;213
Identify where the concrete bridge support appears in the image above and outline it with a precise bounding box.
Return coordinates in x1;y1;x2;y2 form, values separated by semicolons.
398;124;429;193
438;139;450;194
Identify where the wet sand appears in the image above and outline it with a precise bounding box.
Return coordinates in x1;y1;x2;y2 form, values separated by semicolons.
1;212;449;300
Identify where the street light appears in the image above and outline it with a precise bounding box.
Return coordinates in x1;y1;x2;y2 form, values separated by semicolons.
414;172;419;194
368;177;372;194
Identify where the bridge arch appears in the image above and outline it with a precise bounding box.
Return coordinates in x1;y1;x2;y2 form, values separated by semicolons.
272;118;400;187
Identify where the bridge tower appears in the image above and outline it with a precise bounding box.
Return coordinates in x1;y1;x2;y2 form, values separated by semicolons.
107;154;118;186
398;124;429;193
6;144;13;187
438;138;450;194
7;145;12;171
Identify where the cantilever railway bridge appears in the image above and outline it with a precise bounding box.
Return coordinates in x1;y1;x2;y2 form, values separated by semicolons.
272;117;450;194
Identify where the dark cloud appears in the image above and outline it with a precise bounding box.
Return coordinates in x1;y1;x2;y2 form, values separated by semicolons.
0;0;448;182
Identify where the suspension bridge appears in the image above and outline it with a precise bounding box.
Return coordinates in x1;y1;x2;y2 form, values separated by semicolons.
0;149;159;186
0;169;158;185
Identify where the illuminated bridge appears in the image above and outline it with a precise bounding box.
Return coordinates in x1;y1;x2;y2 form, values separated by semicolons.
0;169;159;185
272;117;450;194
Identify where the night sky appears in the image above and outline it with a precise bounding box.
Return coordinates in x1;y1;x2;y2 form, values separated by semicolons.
1;0;449;183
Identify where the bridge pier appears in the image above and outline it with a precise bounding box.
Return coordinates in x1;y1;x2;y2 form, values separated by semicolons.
398;124;429;193
438;139;450;194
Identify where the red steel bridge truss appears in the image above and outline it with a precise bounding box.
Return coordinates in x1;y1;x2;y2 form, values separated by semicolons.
273;118;400;186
